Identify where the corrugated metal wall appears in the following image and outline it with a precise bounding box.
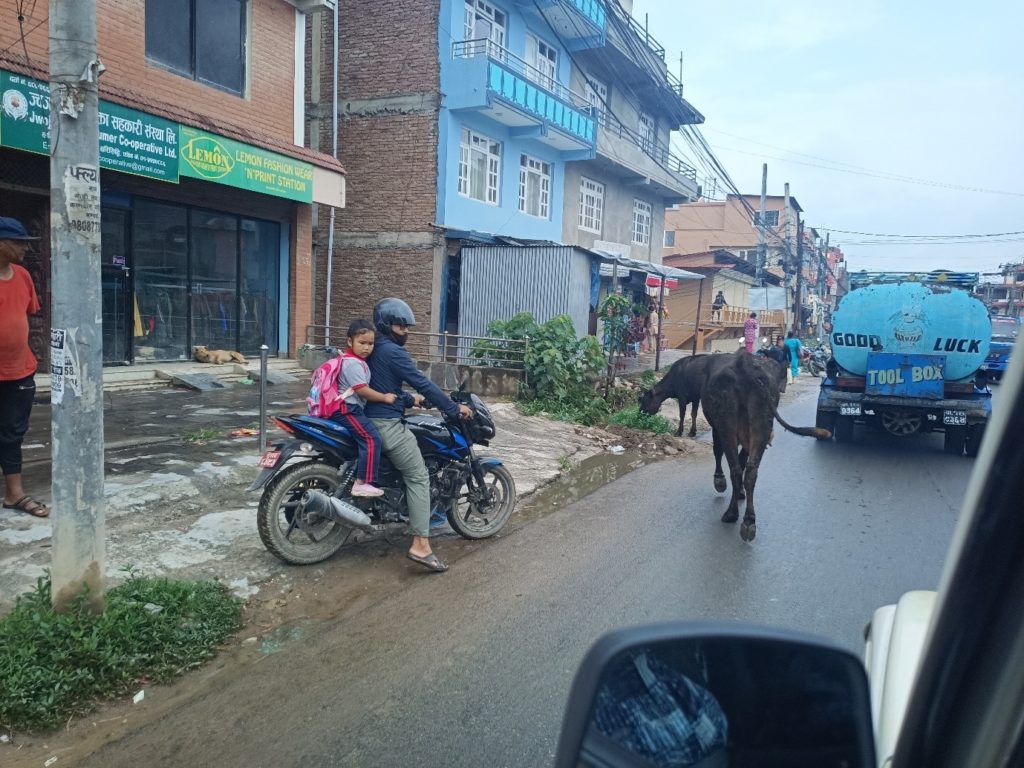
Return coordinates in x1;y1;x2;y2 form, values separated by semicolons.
459;246;592;341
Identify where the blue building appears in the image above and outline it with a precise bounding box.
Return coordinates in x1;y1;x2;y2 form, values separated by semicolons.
315;0;703;339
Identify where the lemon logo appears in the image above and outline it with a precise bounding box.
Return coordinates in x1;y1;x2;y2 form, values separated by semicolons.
182;136;234;179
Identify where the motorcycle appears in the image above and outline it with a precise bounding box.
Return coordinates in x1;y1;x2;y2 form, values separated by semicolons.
801;341;830;378
248;389;516;565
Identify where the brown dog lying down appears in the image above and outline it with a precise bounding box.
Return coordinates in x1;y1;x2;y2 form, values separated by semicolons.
193;346;246;364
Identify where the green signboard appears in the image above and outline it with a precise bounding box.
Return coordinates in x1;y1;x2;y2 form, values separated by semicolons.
178;126;314;203
1;69;180;181
98;102;179;182
0;70;49;154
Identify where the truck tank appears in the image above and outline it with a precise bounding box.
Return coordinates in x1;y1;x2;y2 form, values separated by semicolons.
830;282;991;381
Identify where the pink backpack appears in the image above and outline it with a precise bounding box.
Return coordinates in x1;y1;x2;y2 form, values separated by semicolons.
306;355;356;417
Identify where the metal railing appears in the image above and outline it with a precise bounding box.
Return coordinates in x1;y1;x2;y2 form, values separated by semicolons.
606;0;687;100
701;307;786;328
305;326;529;372
453;38;593;110
599;110;698;181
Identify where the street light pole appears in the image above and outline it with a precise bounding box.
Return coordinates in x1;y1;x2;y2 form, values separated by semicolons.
48;0;105;612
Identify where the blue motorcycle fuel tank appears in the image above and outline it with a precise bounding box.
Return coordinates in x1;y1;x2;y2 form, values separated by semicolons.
406;414;468;459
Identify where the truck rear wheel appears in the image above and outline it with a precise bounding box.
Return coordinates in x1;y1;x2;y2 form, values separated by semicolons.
834;416;855;443
965;424;985;458
943;426;966;456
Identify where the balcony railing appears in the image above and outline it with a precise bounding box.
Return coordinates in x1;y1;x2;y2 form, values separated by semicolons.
606;0;686;100
598;110;697;181
564;0;606;29
452;39;596;146
454;39;592;110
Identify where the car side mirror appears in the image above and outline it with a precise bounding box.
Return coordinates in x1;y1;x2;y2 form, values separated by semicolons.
554;622;876;768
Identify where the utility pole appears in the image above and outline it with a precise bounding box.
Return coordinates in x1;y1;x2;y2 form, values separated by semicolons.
794;215;804;337
756;164;767;284
817;232;829;339
49;0;106;613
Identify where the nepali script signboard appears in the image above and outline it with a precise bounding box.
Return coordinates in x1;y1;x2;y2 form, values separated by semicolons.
0;69;180;182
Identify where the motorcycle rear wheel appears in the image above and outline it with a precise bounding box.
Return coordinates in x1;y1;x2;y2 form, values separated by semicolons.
446;464;516;540
257;461;351;565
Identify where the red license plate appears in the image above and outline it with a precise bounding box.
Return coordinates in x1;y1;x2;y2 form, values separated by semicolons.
258;451;281;468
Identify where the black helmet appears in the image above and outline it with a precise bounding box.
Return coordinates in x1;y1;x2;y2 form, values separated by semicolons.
373;298;417;335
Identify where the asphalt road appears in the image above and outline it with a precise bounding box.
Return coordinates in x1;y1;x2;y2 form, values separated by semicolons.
72;384;975;768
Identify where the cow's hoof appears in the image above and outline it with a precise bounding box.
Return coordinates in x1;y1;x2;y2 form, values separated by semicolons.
688;430;697;438
721;509;738;523
713;474;727;493
740;521;757;542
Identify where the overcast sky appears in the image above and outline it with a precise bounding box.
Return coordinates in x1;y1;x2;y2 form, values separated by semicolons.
633;0;1023;277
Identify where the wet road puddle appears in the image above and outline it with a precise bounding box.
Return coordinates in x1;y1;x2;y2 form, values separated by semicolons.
513;451;659;525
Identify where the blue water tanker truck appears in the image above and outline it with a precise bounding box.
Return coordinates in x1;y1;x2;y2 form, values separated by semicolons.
816;271;992;456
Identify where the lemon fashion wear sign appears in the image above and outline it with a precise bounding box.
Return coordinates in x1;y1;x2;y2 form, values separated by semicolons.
178;126;313;202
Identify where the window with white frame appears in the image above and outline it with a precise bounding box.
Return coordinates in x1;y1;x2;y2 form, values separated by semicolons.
585;76;609;128
525;34;558;90
632;199;652;245
637;112;656;153
458;128;501;205
578;177;604;234
752;210;780;227
464;0;506;57
519;154;551;218
664;230;675;248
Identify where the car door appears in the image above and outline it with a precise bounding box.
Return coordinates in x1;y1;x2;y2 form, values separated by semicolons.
891;334;1024;766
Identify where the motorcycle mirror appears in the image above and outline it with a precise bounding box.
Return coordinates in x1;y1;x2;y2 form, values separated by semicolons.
554;622;875;768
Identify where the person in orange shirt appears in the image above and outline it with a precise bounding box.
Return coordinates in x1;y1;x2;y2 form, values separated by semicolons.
0;217;47;517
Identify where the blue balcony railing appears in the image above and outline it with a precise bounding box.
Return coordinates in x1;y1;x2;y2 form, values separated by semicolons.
453;39;596;146
563;0;606;30
514;0;606;48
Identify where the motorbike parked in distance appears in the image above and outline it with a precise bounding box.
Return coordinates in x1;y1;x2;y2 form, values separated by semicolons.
248;389;516;565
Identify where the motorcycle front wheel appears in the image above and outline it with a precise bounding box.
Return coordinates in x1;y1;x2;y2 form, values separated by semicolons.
446;464;517;540
257;461;351;565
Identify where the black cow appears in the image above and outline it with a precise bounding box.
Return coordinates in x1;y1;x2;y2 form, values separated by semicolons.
638;354;734;437
702;351;830;542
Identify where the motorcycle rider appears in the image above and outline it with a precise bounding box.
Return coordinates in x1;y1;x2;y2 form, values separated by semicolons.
366;298;472;573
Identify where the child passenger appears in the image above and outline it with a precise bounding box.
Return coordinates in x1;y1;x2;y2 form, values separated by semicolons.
331;320;397;497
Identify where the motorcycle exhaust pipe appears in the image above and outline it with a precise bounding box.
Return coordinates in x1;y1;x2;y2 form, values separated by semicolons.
301;489;374;531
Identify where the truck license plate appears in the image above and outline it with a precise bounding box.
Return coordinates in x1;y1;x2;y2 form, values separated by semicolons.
943;410;967;426
257;450;281;468
840;403;862;416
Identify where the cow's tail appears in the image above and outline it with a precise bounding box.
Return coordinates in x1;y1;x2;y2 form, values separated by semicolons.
773;408;831;439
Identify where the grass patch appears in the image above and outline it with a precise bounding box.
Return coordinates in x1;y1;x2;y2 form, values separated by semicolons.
0;574;241;733
182;427;221;443
608;404;674;435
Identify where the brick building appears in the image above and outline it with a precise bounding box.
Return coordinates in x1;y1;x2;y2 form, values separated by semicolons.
0;0;344;370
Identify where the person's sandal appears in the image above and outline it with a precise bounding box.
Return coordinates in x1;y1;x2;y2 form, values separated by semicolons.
3;495;49;518
406;552;449;573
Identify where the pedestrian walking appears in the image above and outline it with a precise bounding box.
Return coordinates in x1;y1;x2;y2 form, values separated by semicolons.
0;217;48;518
784;331;804;380
743;312;758;353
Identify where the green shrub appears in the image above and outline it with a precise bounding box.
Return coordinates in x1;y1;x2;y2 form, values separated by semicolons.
474;312;608;424
609;404;674;435
0;574;241;733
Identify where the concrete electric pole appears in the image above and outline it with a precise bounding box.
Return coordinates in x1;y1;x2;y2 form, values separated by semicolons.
48;0;106;612
756;164;767;284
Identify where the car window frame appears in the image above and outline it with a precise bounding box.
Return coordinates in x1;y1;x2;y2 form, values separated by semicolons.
893;336;1024;766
